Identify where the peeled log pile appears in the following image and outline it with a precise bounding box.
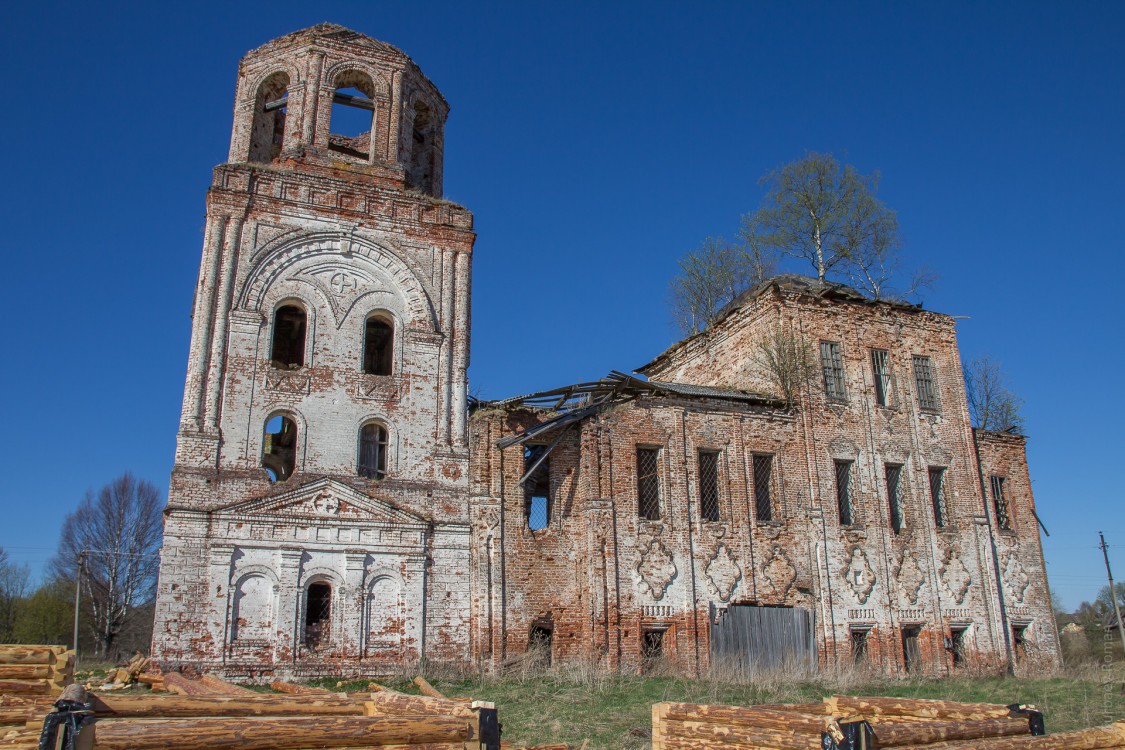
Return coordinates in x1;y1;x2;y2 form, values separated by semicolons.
367;690;478;718
0;646;73;696
197;674;258;695
893;723;1125;750
162;672;223;696
86;692;370;717
270;680;333;695
874;719;1033;746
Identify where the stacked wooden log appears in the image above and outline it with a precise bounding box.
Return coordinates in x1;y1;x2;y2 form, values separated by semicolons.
0;645;73;696
652;695;1125;750
0;678;503;750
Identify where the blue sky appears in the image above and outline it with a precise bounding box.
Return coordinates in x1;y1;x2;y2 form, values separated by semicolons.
0;1;1121;610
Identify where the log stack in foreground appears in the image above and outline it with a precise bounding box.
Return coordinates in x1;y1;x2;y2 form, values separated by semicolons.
0;678;504;750
0;645;74;697
653;695;1125;750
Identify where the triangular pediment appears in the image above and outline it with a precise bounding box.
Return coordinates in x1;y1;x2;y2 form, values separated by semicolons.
214;478;427;527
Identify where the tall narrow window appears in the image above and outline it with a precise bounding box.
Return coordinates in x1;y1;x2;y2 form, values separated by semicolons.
362;316;393;375
262;414;297;482
249;71;290;163
637;448;661;520
753;454;774;522
990;475;1012;530
271;305;306;368
358;423;388;479
871;349;892;406
524;444;550;530
835;460;855;526
304;582;332;650
885;464;904;533
1011;624;1028;663
851;627;870;666
902;626;922;672
928;467;948;528
820;341;847;400
912;355;940;411
949;627;967;669
698;451;720;522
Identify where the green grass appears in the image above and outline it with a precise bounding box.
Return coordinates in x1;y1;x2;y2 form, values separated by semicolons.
304;666;1125;750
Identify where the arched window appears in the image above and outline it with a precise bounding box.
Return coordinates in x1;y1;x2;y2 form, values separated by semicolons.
249;71;290;164
328;70;377;161
304;581;332;650
405;100;436;194
262;414;297;482
270;304;306;368
358;423;388;479
362;316;393;375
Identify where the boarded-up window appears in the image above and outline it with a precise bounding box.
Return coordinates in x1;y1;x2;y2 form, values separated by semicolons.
698;451;720;522
991;475;1012;530
753;454;774;522
820;341;846;400
885;464;904;533
912;355;940;411
524;444;550;530
929;467;948;528
871;349;892;406
637;448;661;520
358;423;388;479
835;460;855;526
902;626;922;672
232;574;273;642
271;305;306;368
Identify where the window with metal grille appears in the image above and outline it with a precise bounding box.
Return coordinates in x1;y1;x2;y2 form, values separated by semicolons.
637;448;662;520
991;475;1012;530
358;423;387;479
753;454;774;522
871;349;892;406
885;464;904;533
835;460;855;526
524;444;551;530
698;451;720;522
820;341;847;400
928;467;947;528
912;355;940;411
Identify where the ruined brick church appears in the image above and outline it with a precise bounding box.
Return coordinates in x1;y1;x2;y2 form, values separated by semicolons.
151;24;1060;679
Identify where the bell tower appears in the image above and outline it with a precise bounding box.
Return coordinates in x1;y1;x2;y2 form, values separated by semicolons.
153;25;475;676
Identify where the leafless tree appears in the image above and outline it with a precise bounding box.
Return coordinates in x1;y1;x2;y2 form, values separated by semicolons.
964;355;1026;433
750;324;817;408
0;548;29;642
50;473;163;658
669;237;772;336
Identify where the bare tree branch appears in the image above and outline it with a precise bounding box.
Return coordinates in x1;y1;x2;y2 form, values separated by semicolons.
669;237;772;336
964;355;1026;433
749;324;817;408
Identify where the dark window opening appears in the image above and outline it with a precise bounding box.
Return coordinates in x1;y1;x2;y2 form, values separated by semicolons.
262;415;297;483
529;625;553;667
698;451;720;522
885;464;904;533
991;476;1012;530
250;72;290;163
328;71;377;161
835;460;855;526
1011;624;1028;663
820;341;847;400
871;349;892;407
363;317;394;375
524;444;550;530
304;582;332;650
405;100;436;194
642;628;666;672
929;467;948;528
270;305;306;368
358;423;388;480
949;627;967;669
901;626;922;673
851;627;870;665
637;448;662;520
912;355;940;411
753;454;774;522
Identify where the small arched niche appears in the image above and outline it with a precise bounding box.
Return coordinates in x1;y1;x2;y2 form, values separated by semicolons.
262;414;297;483
270;304;306;369
328;70;377;161
249;71;290;163
405;100;436;194
362;313;394;375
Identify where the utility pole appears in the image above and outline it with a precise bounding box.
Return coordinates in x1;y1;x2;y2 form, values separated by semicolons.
72;551;83;657
1098;532;1125;656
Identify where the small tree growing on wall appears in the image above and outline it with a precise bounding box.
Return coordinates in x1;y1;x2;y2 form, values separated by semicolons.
750;324;817;409
964;355;1026;432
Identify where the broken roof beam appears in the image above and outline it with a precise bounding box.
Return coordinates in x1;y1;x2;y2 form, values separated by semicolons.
264;91;376;113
